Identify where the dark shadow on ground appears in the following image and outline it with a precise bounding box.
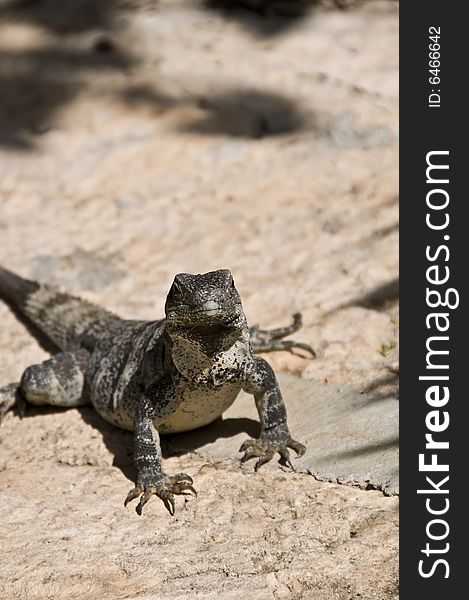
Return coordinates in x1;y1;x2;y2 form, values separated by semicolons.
361;372;398;395
369;222;399;240
0;0;121;35
0;49;134;149
165;416;260;454
203;0;320;38
77;406;135;481
326;435;398;460
0;47;134;149
334;278;399;312
349;373;399;408
0;1;135;149
121;85;177;112
181;89;305;138
1;304;61;355
79;407;259;483
203;1;366;38
122;85;305;138
0;0;307;148
16;402;258;482
0;74;75;150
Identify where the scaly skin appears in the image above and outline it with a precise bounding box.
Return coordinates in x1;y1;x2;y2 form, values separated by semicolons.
0;266;314;514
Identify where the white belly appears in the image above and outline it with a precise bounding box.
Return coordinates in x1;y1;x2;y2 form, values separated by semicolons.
156;381;242;433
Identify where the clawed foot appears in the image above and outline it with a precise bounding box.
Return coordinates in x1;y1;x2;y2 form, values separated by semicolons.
124;472;197;516
239;426;306;471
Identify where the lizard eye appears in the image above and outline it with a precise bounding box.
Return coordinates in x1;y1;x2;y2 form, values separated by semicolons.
231;277;235;288
171;282;184;301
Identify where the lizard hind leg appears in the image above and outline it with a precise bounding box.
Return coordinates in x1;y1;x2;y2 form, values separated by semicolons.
19;349;90;408
249;312;316;357
0;383;24;424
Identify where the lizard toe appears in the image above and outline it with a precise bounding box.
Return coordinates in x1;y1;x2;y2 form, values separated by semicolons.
136;487;158;516
278;447;295;470
124;485;143;507
239;438;264;463
167;481;198;497
288;439;306;457
166;472;194;485
254;450;275;471
125;472;196;516
239;438;262;454
240;431;306;472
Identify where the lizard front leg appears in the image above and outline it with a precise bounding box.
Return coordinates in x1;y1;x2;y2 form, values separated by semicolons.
124;383;196;516
240;356;305;470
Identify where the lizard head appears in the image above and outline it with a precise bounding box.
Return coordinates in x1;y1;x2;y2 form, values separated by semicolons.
165;269;246;338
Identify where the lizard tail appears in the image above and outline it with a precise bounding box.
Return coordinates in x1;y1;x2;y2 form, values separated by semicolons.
0;265;119;353
0;266;58;353
0;265;40;309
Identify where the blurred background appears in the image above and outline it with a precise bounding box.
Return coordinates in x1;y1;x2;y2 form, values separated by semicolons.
0;0;398;391
0;2;399;598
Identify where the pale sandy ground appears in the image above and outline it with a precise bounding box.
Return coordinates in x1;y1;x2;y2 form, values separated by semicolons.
0;1;398;598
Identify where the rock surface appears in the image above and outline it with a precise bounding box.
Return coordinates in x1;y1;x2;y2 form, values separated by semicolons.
0;1;398;598
173;373;399;495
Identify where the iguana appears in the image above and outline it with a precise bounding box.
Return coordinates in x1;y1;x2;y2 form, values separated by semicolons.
0;266;315;515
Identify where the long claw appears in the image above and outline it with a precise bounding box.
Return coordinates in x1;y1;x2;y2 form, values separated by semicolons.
254;451;274;471
240;450;258;464
125;471;196;515
279;447;295;470
240;434;306;472
240;440;264;463
288;440;306;457
168;473;193;485
292;342;316;358
124;486;142;507
239;439;256;453
136;488;155;515
171;482;198;497
183;485;198;497
162;495;175;516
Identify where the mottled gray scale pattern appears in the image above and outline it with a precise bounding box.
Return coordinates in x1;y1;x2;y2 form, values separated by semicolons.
0;384;19;421
20;350;89;407
24;285;120;352
0;266;309;515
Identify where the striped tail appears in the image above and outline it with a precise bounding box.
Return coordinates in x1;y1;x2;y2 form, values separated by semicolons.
0;266;119;353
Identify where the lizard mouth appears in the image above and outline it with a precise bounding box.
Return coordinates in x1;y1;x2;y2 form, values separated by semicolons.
191;312;241;329
166;301;244;333
190;307;240;325
189;324;236;338
170;312;242;338
199;312;241;327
